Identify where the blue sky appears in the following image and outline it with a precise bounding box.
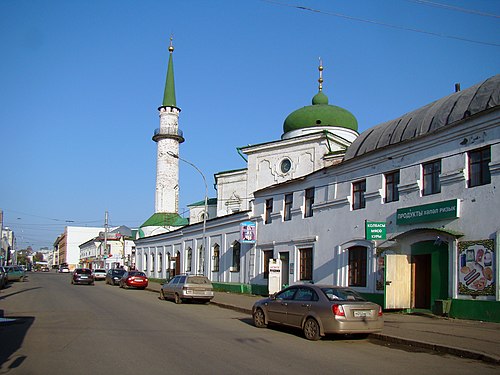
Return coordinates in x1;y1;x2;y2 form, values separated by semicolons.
1;0;499;250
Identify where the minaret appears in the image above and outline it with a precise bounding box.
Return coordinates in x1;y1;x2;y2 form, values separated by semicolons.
153;37;185;214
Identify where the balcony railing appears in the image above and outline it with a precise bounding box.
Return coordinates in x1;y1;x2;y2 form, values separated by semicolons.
153;127;184;142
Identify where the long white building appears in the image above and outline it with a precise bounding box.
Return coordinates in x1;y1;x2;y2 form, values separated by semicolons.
135;45;499;321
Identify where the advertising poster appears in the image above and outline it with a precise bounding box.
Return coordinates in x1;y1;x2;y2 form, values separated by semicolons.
458;240;495;296
240;221;256;243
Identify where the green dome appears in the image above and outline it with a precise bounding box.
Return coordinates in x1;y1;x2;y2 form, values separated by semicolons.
283;91;358;134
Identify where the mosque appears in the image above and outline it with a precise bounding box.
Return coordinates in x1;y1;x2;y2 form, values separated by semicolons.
135;40;500;322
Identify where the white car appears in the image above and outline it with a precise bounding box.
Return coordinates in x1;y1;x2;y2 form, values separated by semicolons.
93;269;107;281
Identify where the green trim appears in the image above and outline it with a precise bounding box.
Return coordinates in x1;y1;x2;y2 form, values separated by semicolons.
188;198;217;207
140;212;188;228
449;299;500;323
213;282;268;296
359;292;384;307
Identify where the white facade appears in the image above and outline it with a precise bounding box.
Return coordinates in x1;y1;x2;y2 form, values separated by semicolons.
253;108;499;295
64;226;103;269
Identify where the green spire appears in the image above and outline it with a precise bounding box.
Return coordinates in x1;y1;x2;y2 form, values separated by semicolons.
162;37;176;108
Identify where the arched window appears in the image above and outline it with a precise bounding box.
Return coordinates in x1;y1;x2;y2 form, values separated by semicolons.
198;244;204;274
232;241;241;272
151;253;155;272
158;253;162;273
186;247;192;272
213;244;220;272
348;246;367;287
144;254;148;272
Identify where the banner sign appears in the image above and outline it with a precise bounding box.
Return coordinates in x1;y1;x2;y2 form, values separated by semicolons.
240;221;256;243
365;221;386;240
396;199;459;225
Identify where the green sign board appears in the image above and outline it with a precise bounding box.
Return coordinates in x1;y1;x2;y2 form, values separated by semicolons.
396;199;459;225
365;221;387;240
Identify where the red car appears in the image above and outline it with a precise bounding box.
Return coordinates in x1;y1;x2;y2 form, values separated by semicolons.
119;271;148;289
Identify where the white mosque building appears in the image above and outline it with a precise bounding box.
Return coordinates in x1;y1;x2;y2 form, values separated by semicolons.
135;40;499;322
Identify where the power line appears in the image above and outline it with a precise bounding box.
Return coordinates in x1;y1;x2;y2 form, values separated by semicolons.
407;0;500;19
261;0;500;47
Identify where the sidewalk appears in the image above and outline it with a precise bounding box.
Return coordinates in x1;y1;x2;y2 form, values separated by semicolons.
146;282;500;365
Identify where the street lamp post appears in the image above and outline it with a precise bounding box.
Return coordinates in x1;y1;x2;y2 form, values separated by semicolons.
167;151;208;275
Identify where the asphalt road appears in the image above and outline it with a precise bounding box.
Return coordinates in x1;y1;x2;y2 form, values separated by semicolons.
1;272;498;375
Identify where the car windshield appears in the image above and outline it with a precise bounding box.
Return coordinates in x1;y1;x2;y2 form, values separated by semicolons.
187;276;210;284
321;287;366;301
129;272;146;277
95;269;105;273
76;269;92;274
113;269;125;275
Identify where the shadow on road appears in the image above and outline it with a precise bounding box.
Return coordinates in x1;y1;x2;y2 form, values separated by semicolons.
0;313;35;372
0;286;41;301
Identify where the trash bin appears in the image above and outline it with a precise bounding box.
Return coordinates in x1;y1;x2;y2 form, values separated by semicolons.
434;299;451;316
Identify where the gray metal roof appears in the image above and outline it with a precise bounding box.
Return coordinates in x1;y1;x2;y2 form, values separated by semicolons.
344;75;500;161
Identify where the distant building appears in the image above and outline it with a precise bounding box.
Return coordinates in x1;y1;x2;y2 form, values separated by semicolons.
79;226;136;270
54;226;103;270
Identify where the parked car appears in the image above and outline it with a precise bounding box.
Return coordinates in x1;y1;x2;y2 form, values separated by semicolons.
0;266;7;288
41;266;50;272
105;268;126;285
119;271;148;289
4;266;26;282
160;274;214;304
59;266;70;273
71;268;95;285
93;269;107;281
252;284;383;341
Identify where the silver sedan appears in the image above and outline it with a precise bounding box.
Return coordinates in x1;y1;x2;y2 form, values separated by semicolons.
252;284;383;340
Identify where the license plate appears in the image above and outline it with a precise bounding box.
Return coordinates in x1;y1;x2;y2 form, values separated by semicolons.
81;276;88;279
354;310;372;318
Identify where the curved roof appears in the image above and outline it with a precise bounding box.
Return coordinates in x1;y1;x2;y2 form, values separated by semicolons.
283;91;358;134
344;74;500;161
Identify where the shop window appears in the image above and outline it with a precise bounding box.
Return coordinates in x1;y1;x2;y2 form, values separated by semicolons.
352;180;366;210
263;250;273;279
385;171;400;203
348;246;367;287
468;146;491;187
265;198;273;224
232;241;241;272
422;159;441;195
284;193;293;221
186;247;192;272
304;187;315;218
212;244;220;272
299;248;313;281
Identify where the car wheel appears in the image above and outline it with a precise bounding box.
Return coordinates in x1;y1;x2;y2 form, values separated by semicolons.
174;293;182;304
303;318;321;341
159;290;165;300
253;308;267;328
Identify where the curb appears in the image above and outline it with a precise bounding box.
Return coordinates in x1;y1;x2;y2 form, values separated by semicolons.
370;333;500;365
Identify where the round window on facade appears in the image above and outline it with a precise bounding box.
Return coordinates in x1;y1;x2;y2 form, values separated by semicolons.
280;158;292;173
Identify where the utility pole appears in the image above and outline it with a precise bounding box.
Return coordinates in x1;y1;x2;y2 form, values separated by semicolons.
103;211;108;269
